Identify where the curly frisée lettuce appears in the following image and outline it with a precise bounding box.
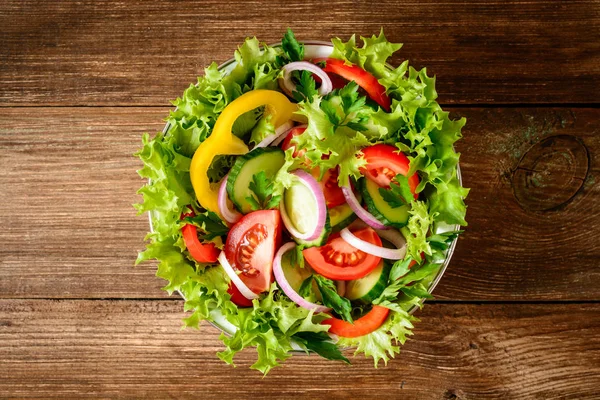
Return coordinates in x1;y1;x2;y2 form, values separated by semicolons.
135;29;468;373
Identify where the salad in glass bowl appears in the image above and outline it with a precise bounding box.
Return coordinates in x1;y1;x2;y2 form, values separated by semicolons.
135;29;468;374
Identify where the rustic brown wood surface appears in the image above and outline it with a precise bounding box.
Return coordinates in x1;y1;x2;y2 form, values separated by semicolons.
1;0;600;398
1;300;599;399
1;0;599;106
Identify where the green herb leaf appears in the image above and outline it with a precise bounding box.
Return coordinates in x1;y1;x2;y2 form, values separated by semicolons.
292;70;318;102
281;28;304;62
183;211;229;241
389;258;412;281
298;276;314;299
313;275;353;322
318;81;371;135
379;174;414;208
338;81;366;114
246;171;282;211
401;283;434;299
293;331;350;363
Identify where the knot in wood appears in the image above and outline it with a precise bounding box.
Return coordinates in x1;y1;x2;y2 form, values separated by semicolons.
512;135;588;211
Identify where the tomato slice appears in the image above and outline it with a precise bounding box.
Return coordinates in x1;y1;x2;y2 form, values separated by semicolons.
324;305;389;338
303;227;382;281
321;58;391;111
310;167;346;208
181;212;219;263
224;210;281;293
227;283;254;307
360;144;420;197
281;126;307;158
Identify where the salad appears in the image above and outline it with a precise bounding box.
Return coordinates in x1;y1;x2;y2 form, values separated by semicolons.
135;29;468;374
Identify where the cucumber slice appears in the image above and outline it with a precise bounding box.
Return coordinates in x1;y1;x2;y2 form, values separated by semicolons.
361;178;409;228
280;249;322;301
295;212;331;247
282;175;331;248
329;203;357;233
227;147;285;214
345;261;390;304
284;181;320;235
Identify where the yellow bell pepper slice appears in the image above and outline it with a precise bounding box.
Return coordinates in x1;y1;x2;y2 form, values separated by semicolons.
190;90;297;216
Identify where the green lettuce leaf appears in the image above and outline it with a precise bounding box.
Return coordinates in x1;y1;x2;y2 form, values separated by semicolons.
295;94;371;187
217;283;330;374
331;29;402;79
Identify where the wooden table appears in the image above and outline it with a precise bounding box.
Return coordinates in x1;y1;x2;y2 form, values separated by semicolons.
1;1;599;398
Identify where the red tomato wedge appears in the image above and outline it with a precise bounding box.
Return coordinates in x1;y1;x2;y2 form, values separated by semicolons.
311;167;346;208
181;212;219;263
227;283;254;307
321;58;391;111
324;305;390;338
360;144;420;197
224;210;281;294
303;227;382;281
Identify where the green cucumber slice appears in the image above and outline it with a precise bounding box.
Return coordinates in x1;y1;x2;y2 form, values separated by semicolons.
280;249;322;301
330;203;357;233
361;178;409;228
281;175;331;248
226;147;285;214
294;211;331;248
345;261;390;304
284;180;320;235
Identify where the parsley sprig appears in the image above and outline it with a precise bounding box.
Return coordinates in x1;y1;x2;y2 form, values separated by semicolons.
320;81;369;132
379;173;414;208
292;70;318;102
182;211;229;241
246;171;282;211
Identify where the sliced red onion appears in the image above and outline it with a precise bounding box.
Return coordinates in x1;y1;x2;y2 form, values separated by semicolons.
280;170;327;241
280;61;333;97
375;228;407;252
341;183;388;230
218;174;242;225
217;251;259;301
273;242;330;313
340;228;406;260
256;120;294;148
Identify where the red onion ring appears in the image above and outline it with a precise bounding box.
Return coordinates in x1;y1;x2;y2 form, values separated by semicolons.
255;120;294;148
341;183;388;230
273;242;331;313
340;228;406;260
217;174;242;225
280;170;328;241
375;228;407;251
217;251;259;301
280;61;333;97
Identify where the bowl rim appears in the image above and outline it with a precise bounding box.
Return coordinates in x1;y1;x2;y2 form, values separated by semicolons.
150;41;462;345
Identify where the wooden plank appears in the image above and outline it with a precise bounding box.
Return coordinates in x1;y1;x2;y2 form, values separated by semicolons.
0;107;598;300
1;0;599;106
0;300;598;399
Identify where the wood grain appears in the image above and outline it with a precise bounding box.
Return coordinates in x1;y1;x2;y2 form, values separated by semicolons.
0;300;598;399
0;107;598;300
1;0;599;106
